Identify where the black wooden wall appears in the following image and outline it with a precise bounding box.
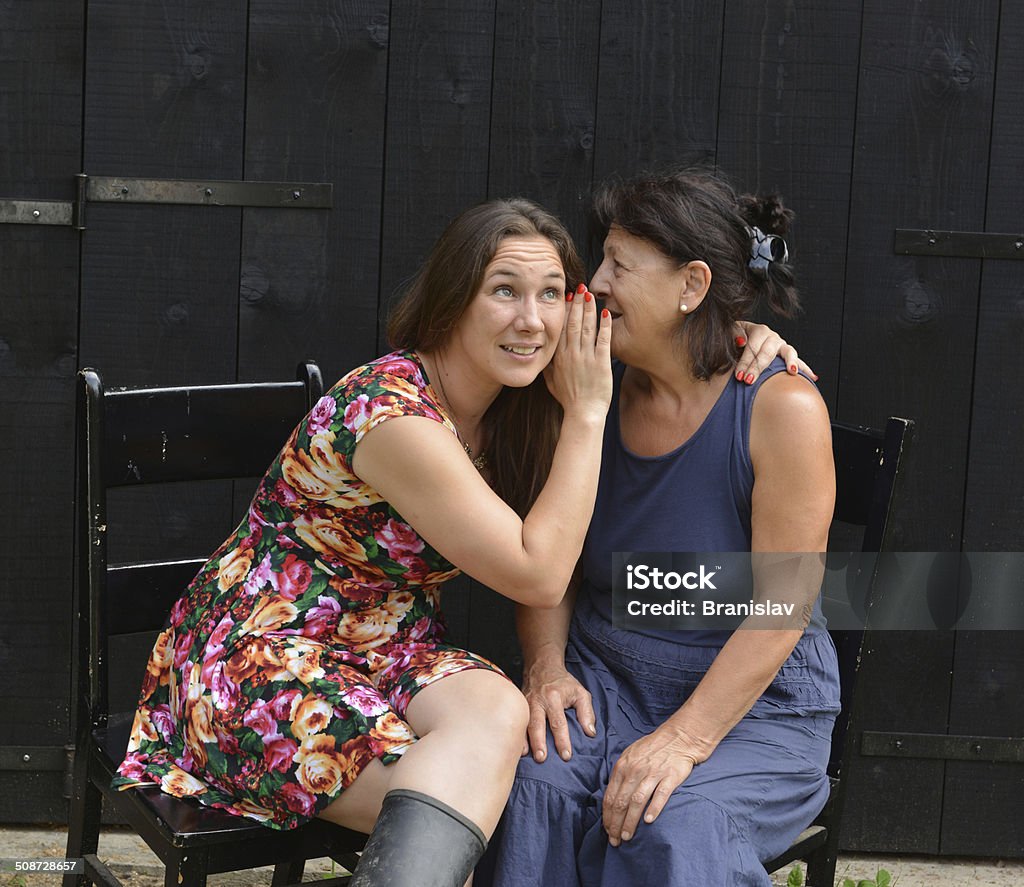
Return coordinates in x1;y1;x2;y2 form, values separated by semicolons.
1;0;1021;856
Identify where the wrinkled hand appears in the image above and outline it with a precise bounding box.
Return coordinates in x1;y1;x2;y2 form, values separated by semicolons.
522;658;597;762
602;725;701;847
734;321;817;385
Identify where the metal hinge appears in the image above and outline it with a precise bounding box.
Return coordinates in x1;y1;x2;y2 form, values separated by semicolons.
894;229;1024;259
0;744;77;798
861;731;1024;763
0;173;332;230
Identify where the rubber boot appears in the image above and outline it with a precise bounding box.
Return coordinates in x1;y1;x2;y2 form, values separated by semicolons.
350;788;487;887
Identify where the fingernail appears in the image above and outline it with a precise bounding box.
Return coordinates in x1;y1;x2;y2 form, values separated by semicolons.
561;749;571;761
735;336;747;347
736;370;744;381
576;283;586;294
585;723;596;735
535;751;545;761
584;291;592;302
644;813;654;823
601;308;609;319
745;373;755;384
609;837;619;848
789;364;797;374
566;292;574;302
621;831;631;842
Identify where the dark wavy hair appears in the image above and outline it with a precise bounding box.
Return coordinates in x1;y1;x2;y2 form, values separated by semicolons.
592;167;799;380
387;198;585;516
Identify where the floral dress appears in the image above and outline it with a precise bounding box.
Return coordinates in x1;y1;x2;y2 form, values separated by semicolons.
113;351;504;829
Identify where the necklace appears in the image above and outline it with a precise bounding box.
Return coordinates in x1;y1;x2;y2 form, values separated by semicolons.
428;353;487;471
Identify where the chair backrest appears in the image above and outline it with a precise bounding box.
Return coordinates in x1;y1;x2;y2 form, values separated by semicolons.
73;364;324;735
826;417;914;777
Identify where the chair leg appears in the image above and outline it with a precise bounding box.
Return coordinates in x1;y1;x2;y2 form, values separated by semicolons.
64;752;104;887
271;858;306;886
165;849;209;887
803;838;839;887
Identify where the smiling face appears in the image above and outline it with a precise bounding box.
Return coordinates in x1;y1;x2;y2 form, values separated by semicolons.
444;235;567;392
589;225;694;363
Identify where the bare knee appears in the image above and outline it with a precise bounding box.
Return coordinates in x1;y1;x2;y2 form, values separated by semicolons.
408;671;528;759
477;679;529;757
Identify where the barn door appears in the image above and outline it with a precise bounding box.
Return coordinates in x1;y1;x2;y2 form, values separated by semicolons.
0;0;386;822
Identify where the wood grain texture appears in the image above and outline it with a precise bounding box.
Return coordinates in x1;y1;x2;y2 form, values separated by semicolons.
489;0;602;247
377;0;495;348
717;0;862;411
0;0;83;786
593;0;722;179
77;3;248;620
942;631;1024;855
945;2;1024;857
836;0;999;854
963;3;1024;552
240;0;389;385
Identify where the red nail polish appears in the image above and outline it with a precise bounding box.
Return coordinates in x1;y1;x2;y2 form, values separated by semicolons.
585;291;592;302
789;364;797;373
745;373;755;384
566;292;574;302
601;308;610;318
576;283;587;295
736;370;744;381
735;336;747;347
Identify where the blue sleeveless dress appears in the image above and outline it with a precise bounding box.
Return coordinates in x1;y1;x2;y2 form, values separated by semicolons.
477;359;840;886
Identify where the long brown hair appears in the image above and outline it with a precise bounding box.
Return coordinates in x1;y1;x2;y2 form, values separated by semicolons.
388;198;585;516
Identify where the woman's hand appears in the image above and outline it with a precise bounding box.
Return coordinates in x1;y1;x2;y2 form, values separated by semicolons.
521;655;596;762
602;723;705;847
544;285;613;422
734;321;817;385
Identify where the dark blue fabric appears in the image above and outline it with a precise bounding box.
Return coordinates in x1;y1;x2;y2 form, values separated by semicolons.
583;357;828;644
477;597;837;886
477;359;841;886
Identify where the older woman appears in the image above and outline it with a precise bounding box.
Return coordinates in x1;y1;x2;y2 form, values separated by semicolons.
477;169;839;886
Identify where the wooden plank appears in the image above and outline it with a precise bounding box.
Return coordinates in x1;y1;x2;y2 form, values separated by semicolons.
717;0;862;412
78;2;249;722
376;0;495;350
593;0;723;178
0;0;83;827
942;632;1024;855
835;0;999;854
239;0;389;387
946;1;1024;858
79;0;246;387
962;1;1024;554
488;0;602;248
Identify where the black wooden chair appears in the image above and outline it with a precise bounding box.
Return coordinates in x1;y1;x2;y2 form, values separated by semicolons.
763;417;914;886
65;364;366;887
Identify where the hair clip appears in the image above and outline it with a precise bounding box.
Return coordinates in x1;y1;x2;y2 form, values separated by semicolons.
747;226;788;276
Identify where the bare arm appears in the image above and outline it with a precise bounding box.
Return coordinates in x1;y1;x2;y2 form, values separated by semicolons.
354;297;612;608
602;372;835;845
517;569;596;761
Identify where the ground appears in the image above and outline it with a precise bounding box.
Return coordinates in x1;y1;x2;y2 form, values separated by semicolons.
1;826;1022;886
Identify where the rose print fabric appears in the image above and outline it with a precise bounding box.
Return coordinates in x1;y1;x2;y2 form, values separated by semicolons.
113;351;504;830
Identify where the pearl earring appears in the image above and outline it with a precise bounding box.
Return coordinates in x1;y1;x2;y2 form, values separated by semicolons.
680;303;689;313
